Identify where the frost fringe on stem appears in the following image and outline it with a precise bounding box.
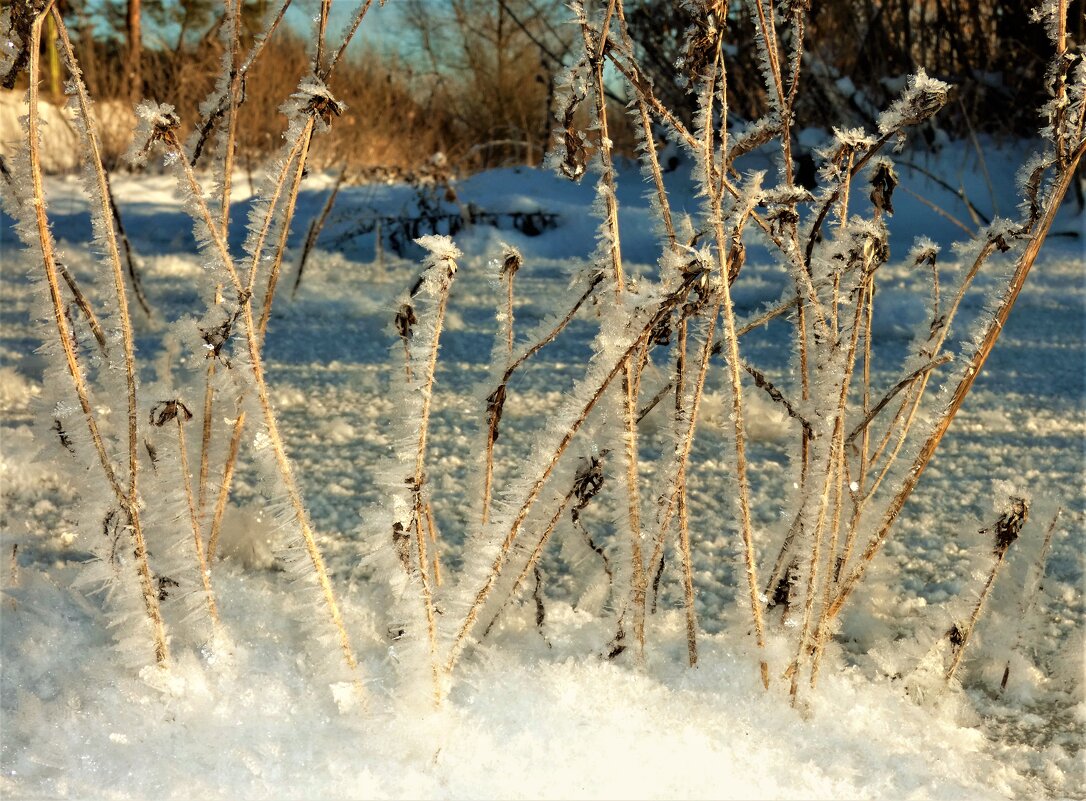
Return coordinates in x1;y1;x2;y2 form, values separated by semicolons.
5;0;1082;716
16;3;169;666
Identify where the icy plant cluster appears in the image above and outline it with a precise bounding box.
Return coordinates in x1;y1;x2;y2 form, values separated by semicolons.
1;0;1083;758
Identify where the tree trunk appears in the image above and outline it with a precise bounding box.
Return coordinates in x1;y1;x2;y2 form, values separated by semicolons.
126;0;142;102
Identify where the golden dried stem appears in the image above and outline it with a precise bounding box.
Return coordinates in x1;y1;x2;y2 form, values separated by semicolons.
258;123;315;341
47;8;168;665
580;7;648;660
176;417;221;629
206;410;246;563
825;139;1086;627
448;282;695;674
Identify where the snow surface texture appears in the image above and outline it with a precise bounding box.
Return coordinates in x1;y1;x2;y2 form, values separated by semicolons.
1;142;1084;799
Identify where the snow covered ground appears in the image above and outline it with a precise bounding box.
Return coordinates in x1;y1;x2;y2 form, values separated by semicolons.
1;139;1083;799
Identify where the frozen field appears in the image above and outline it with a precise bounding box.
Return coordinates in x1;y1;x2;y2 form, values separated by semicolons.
1;141;1083;799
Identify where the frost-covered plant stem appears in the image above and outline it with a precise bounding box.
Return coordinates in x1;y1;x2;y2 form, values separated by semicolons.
447;276;703;673
409;258;456;703
154;128;362;686
293;165;347;300
36;7;168;665
1001;507;1061;691
696;37;770;686
175;416;222;632
481;271;603;525
188;0;293;168
257;123;315;340
217;0;244;231
206;411;246;563
578;0;648;660
822;136;1086;635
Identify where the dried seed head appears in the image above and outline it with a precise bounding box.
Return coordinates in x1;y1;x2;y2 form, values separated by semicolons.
680;0;727;82
983;496;1029;556
2;1;51;89
395;302;417;342
878;69;950;134
870;159;898;215
149;400;193;427
946;623;965;649
294;81;344;127
500;248;523;280
727;237;746;285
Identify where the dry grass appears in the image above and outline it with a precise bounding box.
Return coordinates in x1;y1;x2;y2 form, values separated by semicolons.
2;0;1082;714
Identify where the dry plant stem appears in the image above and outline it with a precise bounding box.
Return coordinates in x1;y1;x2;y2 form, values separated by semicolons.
676;481;697;666
482;487;576;639
712;240;769;686
166;133;243;291
189;0;293;166
825;140;1086;629
790;281;869;698
241;295;362;682
56;262;108;356
206;411;246;563
505;269;516;358
645;308;720;603
750;0;794;185
104;171;153;318
324;0;375;80
197;285;224;523
196;359;216;521
258;124;315;340
37;7;168;665
700;42;769;682
789;279;871;686
863;240;996;477
447;281;698;673
846;354;953;447
615;0;675;248
424;502;442;587
315;0;332;74
217;0;244;233
898;184;973;236
673;319;698;665
163;132;362;684
1002;507;1061;690
864;250;1001;515
581;8;648;659
411;276;453;702
944;549;1007;684
241;123;313;295
175;418;221;629
480;272;601;530
292;165;347;299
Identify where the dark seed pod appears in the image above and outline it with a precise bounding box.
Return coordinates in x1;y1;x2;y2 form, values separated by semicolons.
983;496;1029;556
156;575;180;601
870;160;898;215
946;623;965;649
149;400;193;427
395;302;417;342
501;249;522;280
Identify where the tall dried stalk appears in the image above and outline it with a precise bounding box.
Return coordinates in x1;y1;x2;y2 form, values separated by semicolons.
577;0;649;659
405;251;459;703
447;272;706;673
147;116;363;687
172;409;222;633
38;6;168;665
817;141;1086;675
